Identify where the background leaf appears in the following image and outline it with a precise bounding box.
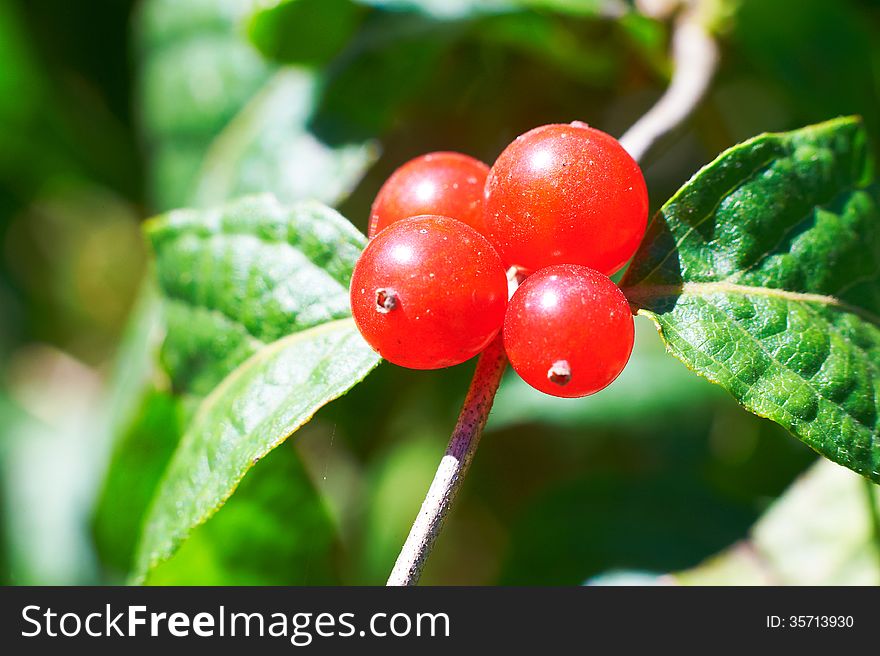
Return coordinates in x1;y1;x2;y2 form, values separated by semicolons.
138;0;377;211
500;470;755;585
731;0;880;149
92;388;183;576
674;459;880;585
623;117;880;482
133;318;380;582
248;0;366;66
138;0;273;210
194;70;378;208
146;441;339;585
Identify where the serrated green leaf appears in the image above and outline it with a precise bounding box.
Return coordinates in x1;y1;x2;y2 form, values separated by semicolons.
623;116;880;482
132;318;380;582
147;194;367;397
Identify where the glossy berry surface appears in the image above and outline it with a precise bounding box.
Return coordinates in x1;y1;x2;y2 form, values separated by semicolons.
369;152;490;238
484;122;648;275
351;215;508;369
503;264;634;398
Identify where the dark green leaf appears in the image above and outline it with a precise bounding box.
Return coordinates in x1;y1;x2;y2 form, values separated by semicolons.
93;388;183;576
310;19;450;142
248;0;365;66
623;116;880;482
146;442;339;585
475;11;619;84
132;318;379;582
147;194;367;397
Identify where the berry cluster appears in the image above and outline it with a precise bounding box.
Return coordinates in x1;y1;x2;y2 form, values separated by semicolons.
350;122;647;398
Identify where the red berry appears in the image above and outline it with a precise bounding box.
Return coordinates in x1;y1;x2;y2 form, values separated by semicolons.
503;264;634;398
369;152;490;238
351;215;508;369
484;122;648;275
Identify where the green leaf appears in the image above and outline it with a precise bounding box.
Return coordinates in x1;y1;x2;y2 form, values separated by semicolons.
623;116;880;482
132;318;380;582
248;0;365;66
147;194;367;397
146;442;339;585
139;0;376;211
310;18;451;142
193;70;378;208
732;0;880;144
138;0;273;210
356;0;624;19
93;388;183;576
356;0;513;19
475;11;619;85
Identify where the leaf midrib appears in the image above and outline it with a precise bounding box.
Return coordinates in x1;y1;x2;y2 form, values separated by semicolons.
633;285;879;436
647;297;878;438
624;281;880;328
137;318;373;580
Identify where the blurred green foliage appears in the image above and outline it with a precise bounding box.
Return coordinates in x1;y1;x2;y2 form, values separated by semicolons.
0;0;878;585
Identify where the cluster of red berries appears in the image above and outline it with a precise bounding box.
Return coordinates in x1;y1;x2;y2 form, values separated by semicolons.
350;122;648;398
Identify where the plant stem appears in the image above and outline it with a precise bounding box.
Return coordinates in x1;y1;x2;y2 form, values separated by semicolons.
386;333;507;586
618;3;719;162
387;3;718;587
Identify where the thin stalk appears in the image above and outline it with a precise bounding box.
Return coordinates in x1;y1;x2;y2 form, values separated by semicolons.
386;333;507;586
618;3;719;162
387;3;718;586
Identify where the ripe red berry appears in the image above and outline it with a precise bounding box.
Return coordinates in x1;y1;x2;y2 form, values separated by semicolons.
368;152;490;238
484;122;648;275
503;264;634;398
351;215;508;369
